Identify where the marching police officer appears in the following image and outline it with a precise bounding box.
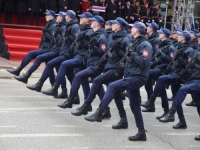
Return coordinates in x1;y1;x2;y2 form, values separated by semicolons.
71;17;131;129
143;28;175;111
146;22;160;57
56;15;107;109
6;10;56;81
141;31;194;119
159;32;200;141
104;20;113;36
132;1;141;23
80;22;152;141
140;2;150;24
27;12;93;98
14;12;67;84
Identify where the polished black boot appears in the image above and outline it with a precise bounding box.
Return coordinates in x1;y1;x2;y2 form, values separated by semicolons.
73;94;80;104
186;100;196;107
195;135;200;141
6;66;22;76
142;95;156;112
14;72;31;84
128;129;147;141
159;107;176;122
84;108;104;122
57;96;73;109
54;88;68;99
156;108;169;119
112;116;128;129
173;116;187;129
26;79;44;92
41;84;59;96
71;102;91;116
76;100;92;112
168;96;174;101
102;107;111;119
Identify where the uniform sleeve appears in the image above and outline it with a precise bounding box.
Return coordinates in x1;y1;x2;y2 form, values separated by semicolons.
117;38;130;58
91;35;107;57
160;46;175;63
45;24;56;41
130;42;152;69
68;25;80;42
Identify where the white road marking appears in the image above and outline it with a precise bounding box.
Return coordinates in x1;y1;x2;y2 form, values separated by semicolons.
125;146;143;148
0;126;17;128
71;147;89;149
0;133;83;138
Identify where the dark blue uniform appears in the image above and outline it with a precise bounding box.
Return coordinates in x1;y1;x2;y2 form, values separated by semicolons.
95;35;152;129
145;39;175;99
82;29;130;117
147;32;160;56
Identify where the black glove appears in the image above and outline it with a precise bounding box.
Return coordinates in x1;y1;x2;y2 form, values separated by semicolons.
126;55;132;62
77;33;85;41
156;49;162;55
175;51;182;59
65;28;71;36
89;38;97;47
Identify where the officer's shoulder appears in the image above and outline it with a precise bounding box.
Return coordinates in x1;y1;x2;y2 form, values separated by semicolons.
141;40;152;48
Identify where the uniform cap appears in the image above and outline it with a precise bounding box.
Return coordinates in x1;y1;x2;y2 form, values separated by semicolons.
55;11;66;19
157;28;171;37
105;20;113;26
177;30;191;41
65;10;76;19
190;29;199;34
146;22;159;31
110;17;128;28
195;32;200;37
44;10;56;17
89;15;104;25
131;21;147;34
78;12;93;18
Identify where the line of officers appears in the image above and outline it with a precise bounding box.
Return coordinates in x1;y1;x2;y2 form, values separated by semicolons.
6;9;200;142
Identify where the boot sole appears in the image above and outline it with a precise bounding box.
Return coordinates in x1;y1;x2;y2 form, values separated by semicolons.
173;126;187;129
102;115;111;119
128;137;146;141
14;76;27;84
112;126;128;129
84;118;102;122
142;109;155;112
159;119;174;123
6;70;20;76
71;111;88;116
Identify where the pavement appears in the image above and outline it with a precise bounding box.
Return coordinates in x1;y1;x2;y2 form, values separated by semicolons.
0;57;200;150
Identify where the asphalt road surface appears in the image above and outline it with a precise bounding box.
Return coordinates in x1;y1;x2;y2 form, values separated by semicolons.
0;78;200;150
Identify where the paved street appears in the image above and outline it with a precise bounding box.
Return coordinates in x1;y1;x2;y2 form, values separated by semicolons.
0;58;200;150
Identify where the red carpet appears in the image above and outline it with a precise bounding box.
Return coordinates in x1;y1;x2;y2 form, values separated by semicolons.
3;28;42;61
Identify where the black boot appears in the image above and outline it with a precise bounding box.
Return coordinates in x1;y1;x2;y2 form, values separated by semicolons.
41;84;59;96
73;94;80;104
173;116;187;129
14;72;31;84
6;66;22;76
54;88;68;99
26;79;44;92
71;102;91;116
168;96;174;101
186;100;196;107
120;92;126;100
57;96;73;109
112;116;128;129
84;108;104;122
156;108;169;119
128;129;147;141
142;95;156;112
159;107;176;122
102;107;111;119
76;100;92;112
195;135;200;141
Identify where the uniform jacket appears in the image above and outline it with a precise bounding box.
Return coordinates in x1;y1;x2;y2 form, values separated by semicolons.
124;35;153;83
73;24;93;58
28;0;42;12
86;28;107;70
147;32;160;56
154;39;175;73
59;19;79;56
190;38;198;50
41;19;57;49
104;29;130;71
171;42;194;76
50;21;67;53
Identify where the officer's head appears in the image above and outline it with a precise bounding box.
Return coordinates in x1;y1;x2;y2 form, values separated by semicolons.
111;17;128;32
78;12;93;25
130;21;147;38
177;30;191;43
89;15;104;30
44;10;56;22
190;29;199;40
195;33;200;44
157;28;171;41
105;20;112;30
55;12;66;23
65;10;76;22
146;22;159;34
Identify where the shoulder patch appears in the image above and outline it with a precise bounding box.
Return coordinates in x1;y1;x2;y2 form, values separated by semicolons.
101;44;106;51
188;57;191;62
143;50;148;57
170;52;174;58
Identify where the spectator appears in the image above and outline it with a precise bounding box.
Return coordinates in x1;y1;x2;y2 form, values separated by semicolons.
89;0;100;15
69;0;81;15
81;0;90;13
3;0;15;24
16;0;28;25
99;0;106;20
194;20;200;31
106;0;118;20
123;0;133;23
45;0;57;12
117;0;124;18
58;0;69;12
